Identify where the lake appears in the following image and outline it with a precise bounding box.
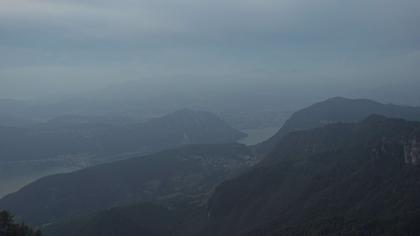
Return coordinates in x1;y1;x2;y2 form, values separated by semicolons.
238;126;279;145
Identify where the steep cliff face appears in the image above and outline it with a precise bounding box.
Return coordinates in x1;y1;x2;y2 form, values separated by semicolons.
404;136;420;165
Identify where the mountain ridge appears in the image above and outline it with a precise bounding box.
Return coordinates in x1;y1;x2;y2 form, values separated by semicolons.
258;97;420;153
0;109;245;162
204;116;420;236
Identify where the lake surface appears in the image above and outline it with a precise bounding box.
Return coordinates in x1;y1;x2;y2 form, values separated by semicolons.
0;130;280;198
238;126;279;145
0;158;89;198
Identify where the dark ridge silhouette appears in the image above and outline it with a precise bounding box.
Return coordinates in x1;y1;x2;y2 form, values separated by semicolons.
0;210;42;236
258;97;420;153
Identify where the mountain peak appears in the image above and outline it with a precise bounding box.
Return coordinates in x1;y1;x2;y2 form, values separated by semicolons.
258;97;420;152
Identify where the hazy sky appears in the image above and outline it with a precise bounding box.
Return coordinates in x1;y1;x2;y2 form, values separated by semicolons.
1;0;419;99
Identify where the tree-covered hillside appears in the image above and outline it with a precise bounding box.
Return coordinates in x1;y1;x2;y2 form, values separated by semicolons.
0;210;41;236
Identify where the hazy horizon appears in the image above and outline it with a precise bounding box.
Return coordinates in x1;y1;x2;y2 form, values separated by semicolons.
1;2;420;235
1;0;419;102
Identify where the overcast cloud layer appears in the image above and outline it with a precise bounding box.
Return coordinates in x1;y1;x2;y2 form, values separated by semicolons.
1;0;420;99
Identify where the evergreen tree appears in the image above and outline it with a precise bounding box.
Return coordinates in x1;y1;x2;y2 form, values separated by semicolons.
0;210;41;236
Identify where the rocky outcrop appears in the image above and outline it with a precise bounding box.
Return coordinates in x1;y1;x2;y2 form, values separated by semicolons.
404;137;420;165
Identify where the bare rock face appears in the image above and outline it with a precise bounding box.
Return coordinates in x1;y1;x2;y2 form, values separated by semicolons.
404;137;420;165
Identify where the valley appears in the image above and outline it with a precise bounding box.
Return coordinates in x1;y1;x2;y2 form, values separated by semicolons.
2;97;420;236
238;126;280;145
1;2;418;235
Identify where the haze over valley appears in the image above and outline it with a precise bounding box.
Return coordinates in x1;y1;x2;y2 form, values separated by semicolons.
1;0;420;235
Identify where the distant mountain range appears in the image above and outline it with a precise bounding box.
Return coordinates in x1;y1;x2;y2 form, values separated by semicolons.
2;97;420;236
0;109;245;162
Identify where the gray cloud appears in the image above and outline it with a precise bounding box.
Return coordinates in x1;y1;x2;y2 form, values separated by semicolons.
0;0;419;99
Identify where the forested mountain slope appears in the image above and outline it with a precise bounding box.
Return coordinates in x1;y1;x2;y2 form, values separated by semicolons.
205;116;420;236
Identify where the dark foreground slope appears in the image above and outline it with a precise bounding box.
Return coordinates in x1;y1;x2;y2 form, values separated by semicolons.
0;144;256;226
42;202;206;236
205;116;420;236
0;210;42;236
259;97;420;152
